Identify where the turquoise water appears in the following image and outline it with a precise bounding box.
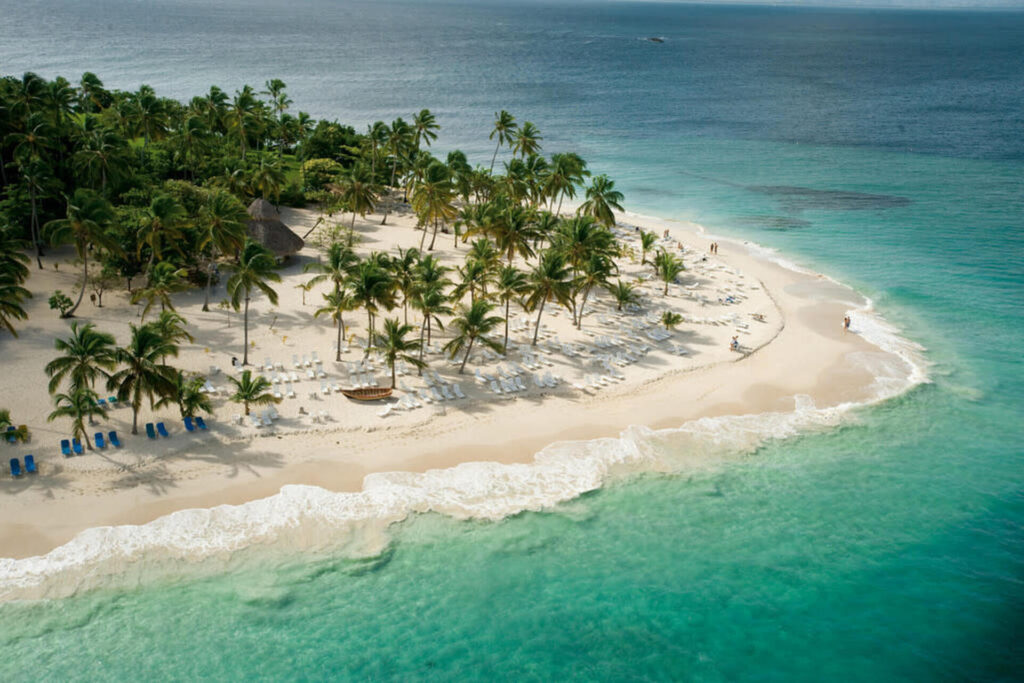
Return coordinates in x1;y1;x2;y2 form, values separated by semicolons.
2;2;1023;679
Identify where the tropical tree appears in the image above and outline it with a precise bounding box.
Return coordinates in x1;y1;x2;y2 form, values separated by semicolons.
661;311;683;331
525;250;572;345
412;284;452;368
198;190;249;311
48;387;107;449
389;247;421;323
411;160;457;251
315;288;357;361
224;240;281;365
454;258;492;306
653;250;685;295
227;369;280;416
640;230;657;267
153;310;195;356
72;125;130;195
107;323;178;434
494;265;530;354
489;110;517;173
607;279;640;312
573;252;617;328
43;189;119;317
412;108;439;153
336;162;378;229
348;258;394;348
373;318;425;388
546;152;589;215
131;261;189;320
578;175;625;228
380;117;412;224
44;321;118;395
138;195;188;271
0;409;30;445
304;241;358;297
158;370;213;419
263;78;292;157
0;273;31;337
513;121;543;159
444;300;505;374
493;202;539;263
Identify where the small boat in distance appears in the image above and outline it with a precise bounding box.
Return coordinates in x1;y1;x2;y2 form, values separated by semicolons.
341;387;393;401
647;37;665;43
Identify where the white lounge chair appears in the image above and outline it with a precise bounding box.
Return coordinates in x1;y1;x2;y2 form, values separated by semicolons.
453;384;466;399
442;384;455;401
293;354;301;368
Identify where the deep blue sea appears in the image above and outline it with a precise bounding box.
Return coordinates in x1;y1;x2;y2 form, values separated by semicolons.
1;1;1023;679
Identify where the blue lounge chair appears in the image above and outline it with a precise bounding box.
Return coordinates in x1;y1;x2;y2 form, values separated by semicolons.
145;423;156;439
24;455;36;474
94;432;106;449
5;426;15;443
72;438;84;455
10;458;21;477
60;439;71;457
156;422;169;438
184;417;195;432
107;396;118;407
108;431;122;448
97;398;107;408
195;416;208;431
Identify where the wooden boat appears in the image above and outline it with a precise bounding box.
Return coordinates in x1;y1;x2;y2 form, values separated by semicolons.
341;387;393;401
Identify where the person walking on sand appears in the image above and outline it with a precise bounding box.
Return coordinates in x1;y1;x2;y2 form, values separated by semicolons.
730;335;739;351
843;316;851;331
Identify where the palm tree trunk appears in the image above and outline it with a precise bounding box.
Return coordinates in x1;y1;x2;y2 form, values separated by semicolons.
532;297;546;345
577;286;591;330
391;360;396;388
428;219;440;251
419;218;429;250
365;309;373;357
490;141;500;173
29;186;43;269
66;245;88;318
242;295;250;365
336;316;343;361
203;260;214;312
460;337;474;374
418;317;427;374
503;299;511;354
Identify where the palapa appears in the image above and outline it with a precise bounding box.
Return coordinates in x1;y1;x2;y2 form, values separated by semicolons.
246;199;304;258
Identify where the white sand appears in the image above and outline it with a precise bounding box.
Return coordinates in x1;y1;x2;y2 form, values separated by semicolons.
0;203;894;559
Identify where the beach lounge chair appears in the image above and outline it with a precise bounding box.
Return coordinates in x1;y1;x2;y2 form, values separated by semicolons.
109;431;122;447
145;423;157;439
453;384;467;399
274;386;283;400
264;358;273;371
184;417;196;432
10;458;21;477
24;455;36;474
94;432;106;449
72;438;84;455
156;422;169;438
60;439;72;457
286;383;296;398
250;415;262;428
302;354;311;367
97;397;107;408
431;386;445;402
261;415;272;428
4;426;14;443
377;404;392;418
442;384;456;401
107;396;118;407
293;354;301;368
312;351;320;364
195;417;208;430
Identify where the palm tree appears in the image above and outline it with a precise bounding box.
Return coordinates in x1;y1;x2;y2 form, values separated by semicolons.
579;175;625;228
373;318;425;388
640;231;657;267
153;310;195;351
138;195;188;272
18;157;53;268
251;161;285;204
493;203;539;263
336;163;378;229
380;117;412;224
489;110;517;172
198;190;249;311
0;409;29;445
128;85;168;149
412;108;439;153
107;323;178;434
157;370;213;419
607;279;639;312
411;161;457;251
48;387;107;450
131;261;189;320
389;247;421;323
494;265;530;354
525;250;572;345
412;284;452;368
227;369;280;416
224;240;280;366
444;300;505;374
304;241;358;297
0;273;31;337
653;250;685;295
44;321;118;394
454;259;492;305
43;189;118;317
546;152;589;215
227;85;257;158
573;252;616;328
315;288;357;361
348;259;395;349
263;79;292;157
72;126;130;195
661;311;683;331
513;122;543;159
466;238;501;278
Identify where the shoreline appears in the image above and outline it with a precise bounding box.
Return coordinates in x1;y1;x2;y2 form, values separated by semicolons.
0;207;927;601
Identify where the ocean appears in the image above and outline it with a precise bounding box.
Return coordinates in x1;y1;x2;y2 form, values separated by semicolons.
1;1;1023;679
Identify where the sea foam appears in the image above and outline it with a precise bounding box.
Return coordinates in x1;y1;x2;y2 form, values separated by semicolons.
0;234;930;603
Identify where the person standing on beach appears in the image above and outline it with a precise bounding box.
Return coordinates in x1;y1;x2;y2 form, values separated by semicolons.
843;316;851;331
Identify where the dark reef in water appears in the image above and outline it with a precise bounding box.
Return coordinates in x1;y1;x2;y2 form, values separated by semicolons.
737;215;814;231
748;185;912;212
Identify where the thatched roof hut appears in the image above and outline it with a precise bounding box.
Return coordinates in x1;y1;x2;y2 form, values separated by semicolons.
246;199;304;259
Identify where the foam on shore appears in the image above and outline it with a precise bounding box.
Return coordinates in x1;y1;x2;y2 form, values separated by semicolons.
0;227;930;603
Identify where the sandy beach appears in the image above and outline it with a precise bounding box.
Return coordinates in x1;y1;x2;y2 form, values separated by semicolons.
0;204;897;562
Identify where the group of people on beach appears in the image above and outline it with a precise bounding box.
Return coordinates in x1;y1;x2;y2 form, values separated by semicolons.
709;242;719;254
